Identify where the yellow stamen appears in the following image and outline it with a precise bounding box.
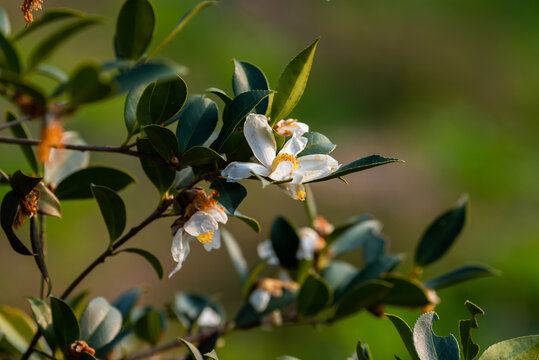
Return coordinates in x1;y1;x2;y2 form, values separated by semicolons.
296;189;306;200
271;153;299;172
196;232;214;244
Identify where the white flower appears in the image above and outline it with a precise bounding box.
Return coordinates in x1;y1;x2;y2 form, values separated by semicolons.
44;131;89;187
197;306;221;327
221;114;339;200
169;191;228;278
257;227;322;264
273;118;309;137
248;289;272;313
248;278;298;313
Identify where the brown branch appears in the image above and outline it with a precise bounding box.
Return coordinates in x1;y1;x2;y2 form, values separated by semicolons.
0;116;32;132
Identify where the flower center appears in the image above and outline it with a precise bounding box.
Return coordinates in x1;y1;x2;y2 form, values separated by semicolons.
271;153;299;172
196;231;214;244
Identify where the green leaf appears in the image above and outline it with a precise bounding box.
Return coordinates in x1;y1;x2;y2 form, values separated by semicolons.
0;72;47;107
298;132;336;157
218;129;253;163
213;90;274;150
150;1;217;57
181;146;226;168
67;291;89;320
27;297;56;352
297;274;332;317
235;288;297;328
0;32;21;74
115;0;155;60
232;60;270;114
113;288;142;325
379;275;430;307
425;265;499;290
133;309;162;345
357;341;373;360
91;185;126;242
176;95;218;152
50;296;80;355
13;9;85;40
269;39;319;126
80;353;97;360
241;260;268;297
204;349;219;360
180;337;204;360
413;312;460;360
329;219;382;257
67;63;113;107
6;111;38;174
36;64;68;83
334;280;393;319
174;167;194;190
137;76;188;126
80;297;122;350
0;305;36;354
306;155;402;183
29;217;51;296
270;216;300;269
27;17;105;70
54;166;135;200
459;301;484;360
386;314;420;360
230;211;260;233
210;179;246;214
143;125;180;161
114;60;187;94
206;87;232;105
137;138;175;195
415;195;468;267
320;261;357;291
124;86;145;138
171;293;210;332
1;191;32;255
0;6;10;36
221;229;248;283
9;170;42;196
120;248;164;279
478;335;539;360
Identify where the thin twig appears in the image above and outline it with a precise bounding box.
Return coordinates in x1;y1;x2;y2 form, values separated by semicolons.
0;116;31;132
0;136;164;163
32;348;57;360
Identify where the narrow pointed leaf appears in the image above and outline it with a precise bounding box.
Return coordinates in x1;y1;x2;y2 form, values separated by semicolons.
143;125;180;161
478;335;539;360
306;155;401;183
120;248;164;279
206;87;232;105
115;0;155;60
269;39;319;125
6;112;38;174
0;6;10;36
232;60;270;114
180;337;204;360
1;191;32;255
27;297;56;351
231;211;260;233
221;229;248;283
51;296;80;355
413;312;460;360
80;297;122;350
356;341;373;360
13;9;85;40
204;349;219;360
425;265;499;290
297;274;332;317
386;314;420;360
30;217;51;296
91;185;126;242
176;95;218;152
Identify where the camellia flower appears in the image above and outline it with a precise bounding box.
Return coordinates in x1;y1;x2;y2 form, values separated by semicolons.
273;118;309;137
257;227;325;265
248;278;299;313
221;114;339;200
169;188;227;278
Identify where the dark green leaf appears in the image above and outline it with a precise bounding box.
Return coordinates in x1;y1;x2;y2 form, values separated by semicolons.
120;248;164;280
297;274;332;317
137;138;175;195
176;95;218;152
67;63;113;107
180;337;204;360
67;291;89;320
1;190;32;255
321;261;357;291
221;229;248;283
329;219;382;257
386;314;420;360
36;182;62;218
143;125;180;161
114;60;187;94
477;335;539;360
460;301;484;360
415;195;468;267
133;309;163;345
270;216;300;269
54;166;135;200
115;0;155;60
298;132;336;157
379;275;430;307
210;179;246;214
6;111;38;174
181;146;226;168
206;87;232;105
137;76;188;126
0;32;21;74
27;297;56;352
124;86;145;138
425;265;499;290
218;130;253;163
79;353;97;360
27;17;105;70
413;312;460;360
174;167;194;190
213;90;274;150
356;341;372;360
80;297;122;350
232;60;270;114
269;39;319;126
30;217;51;296
230;211;261;233
334;280;393;319
10;170;42;196
51;296;80;355
113;288;142;325
0;72;47;106
171;293;209;332
13;9;85;40
306;155;402;183
91;185;126;242
0;6;10;36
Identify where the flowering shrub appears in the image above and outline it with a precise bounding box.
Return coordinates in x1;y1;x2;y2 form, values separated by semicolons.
0;1;537;359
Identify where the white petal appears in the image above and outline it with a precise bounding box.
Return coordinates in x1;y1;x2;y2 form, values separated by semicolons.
249;289;271;313
203;229;221;251
44;131;89;186
276;119;309;137
222;162;270;181
297;227;319;260
244;114;276;167
197;307;221;327
296;154;340;183
204;205;228;224
278;135;307;157
257;240;279;265
268;160;294;181
169;230;191;278
278;182;306;201
184;211;218;237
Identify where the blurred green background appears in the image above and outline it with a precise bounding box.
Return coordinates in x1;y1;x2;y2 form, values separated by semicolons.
1;0;538;358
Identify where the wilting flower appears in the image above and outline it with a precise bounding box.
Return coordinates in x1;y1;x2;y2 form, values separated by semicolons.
38;105;64;164
14;188;40;228
44;131;89;188
257;227;325;265
221;114;339;200
21;0;43;25
248;278;299;313
273;118;309;137
169;189;228;278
